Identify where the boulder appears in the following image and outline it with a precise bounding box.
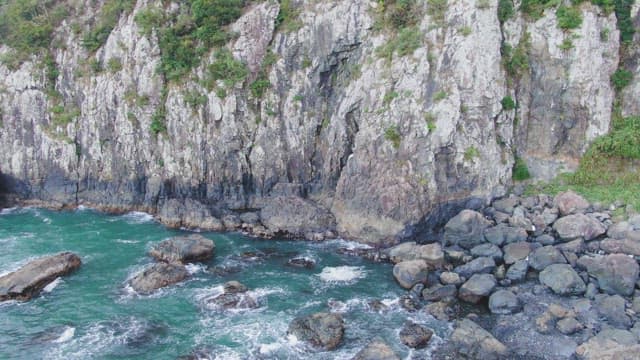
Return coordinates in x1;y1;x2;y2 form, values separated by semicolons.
459;274;496;304
529;245;567;271
0;252;81;301
205;281;258;310
386;242;445;268
260;196;336;238
422;284;457;302
539;264;586;296
444;210;491;249
287;312;344;350
470;243;503;262
577;254;639;296
488;290;521;314
576;329;640;360
492;197;519;215
454;256;496;279
595;294;632;328
450;318;509;360
149;234;215;264
599;238;640;256
556;317;583;335
287;257;316;269
506;260;529;282
554;191;590;216
399;322;433;349
392;260;429;289
424;299;463;321
502;242;531;265
129;263;189;294
553;214;606;242
607;221;631;239
440;271;463;285
352;338;400;360
484;224;528;246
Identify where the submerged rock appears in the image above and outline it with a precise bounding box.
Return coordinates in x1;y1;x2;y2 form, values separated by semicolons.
287;312;344;350
399;322;433;349
0;252;81;301
149;234;215;264
205;281;258;310
128;263;189;294
352;338;399;360
286;256;316;269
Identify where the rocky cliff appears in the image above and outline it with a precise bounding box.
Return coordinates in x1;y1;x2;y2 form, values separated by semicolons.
0;0;637;245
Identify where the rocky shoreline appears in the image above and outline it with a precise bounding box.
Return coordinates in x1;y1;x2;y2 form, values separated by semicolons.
3;190;640;359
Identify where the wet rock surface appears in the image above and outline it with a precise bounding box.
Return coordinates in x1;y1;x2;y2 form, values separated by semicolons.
128;263;189;294
287;312;344;350
0;252;81;301
149;234;215;264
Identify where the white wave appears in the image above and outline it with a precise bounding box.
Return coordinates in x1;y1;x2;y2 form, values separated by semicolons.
320;238;373;250
76;205;89;211
115;239;139;244
43;277;63;292
317;266;366;282
121;211;155;224
52;326;75;343
0;207;20;215
185;263;206;275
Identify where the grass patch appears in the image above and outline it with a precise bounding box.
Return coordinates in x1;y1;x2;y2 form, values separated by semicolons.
502;33;531;79
501;96;516;111
464;146;479;161
427;0;448;27
520;0;560;20
498;0;514;24
83;0;135;52
433;90;447;102
556;5;582;30
611;69;633;91
107;57;123;73
276;0;303;33
205;49;248;91
512;156;531;181
376;26;422;60
384;125;402;149
558;38;574;51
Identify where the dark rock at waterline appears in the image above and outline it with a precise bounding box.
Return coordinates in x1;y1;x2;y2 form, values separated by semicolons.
0;252;81;301
392;260;429;289
422;284;457;302
352;338;400;360
444;210;492;249
287;312;344;350
577;254;639;296
287;257;316;269
450;318;509;360
205;281;258;310
149;234;215;264
399;322;433;349
128;263;189;294
424;298;464;321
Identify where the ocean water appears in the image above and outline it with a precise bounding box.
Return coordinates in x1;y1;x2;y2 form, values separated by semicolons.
0;208;450;359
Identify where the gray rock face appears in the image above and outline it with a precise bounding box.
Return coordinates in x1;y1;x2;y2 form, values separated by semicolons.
149;234;215;264
287;312;344;350
352;338;399;360
489;290;521;314
0;252;81;301
459;274;497;304
444;210;492;249
529;245;567;271
128;263;189;294
399;322;433;349
539;264;586;296
260;196;336;238
553;214;606;242
454;256;496;279
577;254;639;296
554;191;590;216
392;260;429;289
450;318;509;360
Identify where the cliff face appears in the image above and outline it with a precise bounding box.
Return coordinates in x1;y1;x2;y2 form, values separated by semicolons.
0;0;636;245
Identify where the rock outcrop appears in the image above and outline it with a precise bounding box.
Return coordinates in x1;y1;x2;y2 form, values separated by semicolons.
0;252;81;301
149;234;215;264
287;312;344;350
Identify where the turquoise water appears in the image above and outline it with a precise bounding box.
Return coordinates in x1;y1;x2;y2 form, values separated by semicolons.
0;208;449;359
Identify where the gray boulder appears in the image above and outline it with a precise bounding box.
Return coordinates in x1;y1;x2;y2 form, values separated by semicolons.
595;294;632;328
260;196;336;238
352;338;399;360
287;312;344;350
599;238;640;256
0;252;81;301
422;284;457;301
576;329;640;360
492;197;519;215
470;243;503;262
399;322;433;349
392;260;429;289
553;214;606;242
556;317;583;335
506;260;529;282
577;254;639;296
450;318;509;360
129;263;189;294
554;191;590;216
444;210;491;249
484;224;528;246
503;242;531;265
459;274;496;304
539;264;585;296
454;256;496;279
149;234;215;264
489;290;521;314
529;245;567;271
386;242;444;268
